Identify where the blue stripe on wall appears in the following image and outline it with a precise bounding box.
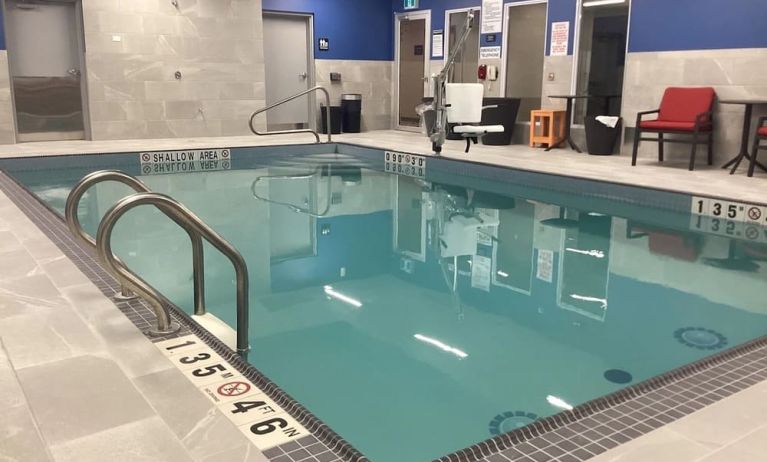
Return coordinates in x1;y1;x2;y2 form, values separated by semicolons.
628;0;767;53
261;0;393;61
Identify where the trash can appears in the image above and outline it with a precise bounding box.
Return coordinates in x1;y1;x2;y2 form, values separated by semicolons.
481;97;521;145
585;116;623;155
320;106;342;135
341;94;362;133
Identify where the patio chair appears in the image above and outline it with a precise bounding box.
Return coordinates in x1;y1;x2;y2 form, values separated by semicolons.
631;87;716;171
748;117;767;177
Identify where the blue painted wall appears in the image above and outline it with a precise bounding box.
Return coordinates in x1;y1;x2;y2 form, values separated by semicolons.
628;0;767;53
0;7;5;50
261;0;393;60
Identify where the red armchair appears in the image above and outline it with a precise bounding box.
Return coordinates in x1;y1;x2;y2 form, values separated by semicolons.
631;87;717;171
749;117;767;177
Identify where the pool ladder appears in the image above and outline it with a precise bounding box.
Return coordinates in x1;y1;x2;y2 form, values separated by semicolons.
249;85;333;143
65;171;250;358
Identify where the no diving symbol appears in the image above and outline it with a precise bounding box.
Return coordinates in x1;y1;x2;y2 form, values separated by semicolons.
746;226;759;241
221;150;230;159
141;153;151;162
748;207;762;222
217;381;251;397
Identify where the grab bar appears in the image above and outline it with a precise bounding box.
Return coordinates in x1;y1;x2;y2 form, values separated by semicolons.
65;170;152;301
96;192;250;357
250;165;332;217
249;86;332;143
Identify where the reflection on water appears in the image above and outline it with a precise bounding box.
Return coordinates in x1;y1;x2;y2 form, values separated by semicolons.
11;156;767;462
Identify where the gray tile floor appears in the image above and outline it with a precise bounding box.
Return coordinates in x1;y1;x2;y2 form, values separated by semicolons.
0;131;765;462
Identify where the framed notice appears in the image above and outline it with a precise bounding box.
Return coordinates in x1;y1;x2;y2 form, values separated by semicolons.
550;21;569;56
481;0;503;34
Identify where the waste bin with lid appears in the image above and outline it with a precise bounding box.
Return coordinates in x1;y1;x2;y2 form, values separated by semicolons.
585;116;622;155
341;94;362;133
320;106;342;135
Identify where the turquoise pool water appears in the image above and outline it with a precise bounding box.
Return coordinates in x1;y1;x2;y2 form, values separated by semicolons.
4;147;767;461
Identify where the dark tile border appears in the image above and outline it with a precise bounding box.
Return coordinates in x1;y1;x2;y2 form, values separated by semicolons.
0;170;364;462
2;149;767;462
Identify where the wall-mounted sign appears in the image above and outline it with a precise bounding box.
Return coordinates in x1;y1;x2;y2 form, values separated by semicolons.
481;0;503;34
479;46;501;60
550;21;570;56
403;0;419;10
432;30;444;58
318;38;329;51
485;34;497;43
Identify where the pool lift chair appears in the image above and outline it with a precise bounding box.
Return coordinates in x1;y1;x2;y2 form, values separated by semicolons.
427;10;504;154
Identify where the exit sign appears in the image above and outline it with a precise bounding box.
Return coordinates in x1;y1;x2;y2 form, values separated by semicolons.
404;0;419;10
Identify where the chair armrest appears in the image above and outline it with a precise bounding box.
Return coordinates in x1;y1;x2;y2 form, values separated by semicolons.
635;109;660;125
694;110;714;129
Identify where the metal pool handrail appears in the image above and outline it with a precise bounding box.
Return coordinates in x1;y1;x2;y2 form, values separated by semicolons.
249;86;332;143
65;170;152;301
96;192;250;357
250;165;332;217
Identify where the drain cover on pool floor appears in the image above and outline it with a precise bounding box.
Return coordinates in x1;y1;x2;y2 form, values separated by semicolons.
488;411;539;436
674;327;728;350
604;369;633;384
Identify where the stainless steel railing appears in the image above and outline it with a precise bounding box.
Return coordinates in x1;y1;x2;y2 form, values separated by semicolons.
249;86;333;143
250;165;332;217
65;170;151;301
96;192;250;357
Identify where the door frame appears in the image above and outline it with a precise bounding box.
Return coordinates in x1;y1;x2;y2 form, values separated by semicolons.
570;0;632;128
3;0;91;142
443;6;481;71
394;9;431;132
499;0;549;99
262;10;316;131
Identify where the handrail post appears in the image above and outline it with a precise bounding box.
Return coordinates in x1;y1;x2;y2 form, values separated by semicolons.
97;193;250;356
65;170;153;302
249;86;333;144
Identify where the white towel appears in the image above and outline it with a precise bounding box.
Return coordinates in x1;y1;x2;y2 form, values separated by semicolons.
596;116;620;128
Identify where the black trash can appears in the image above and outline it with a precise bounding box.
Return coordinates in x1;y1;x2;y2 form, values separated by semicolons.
585;116;623;155
481;97;521;145
341;94;362;133
320;106;342;135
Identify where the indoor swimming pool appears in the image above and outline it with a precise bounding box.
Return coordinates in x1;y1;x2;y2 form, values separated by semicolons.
2;144;767;462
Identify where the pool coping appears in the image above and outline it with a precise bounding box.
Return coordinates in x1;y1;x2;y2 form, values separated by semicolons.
0;146;766;462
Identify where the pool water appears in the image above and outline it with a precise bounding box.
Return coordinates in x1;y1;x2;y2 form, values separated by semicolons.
5;147;767;462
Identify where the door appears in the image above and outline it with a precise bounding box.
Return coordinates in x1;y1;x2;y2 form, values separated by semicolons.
503;1;547;123
395;11;430;131
263;12;313;131
445;8;480;83
6;0;87;141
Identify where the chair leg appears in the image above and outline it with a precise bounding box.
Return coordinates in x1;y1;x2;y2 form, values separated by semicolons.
658;133;664;162
464;137;471;153
707;132;714;166
631;128;641;166
748;136;760;178
689;132;699;171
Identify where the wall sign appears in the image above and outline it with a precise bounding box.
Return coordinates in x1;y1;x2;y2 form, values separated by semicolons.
432;30;444;58
155;335;309;450
403;0;419;10
550;21;570;56
481;0;503;34
479;46;501;60
536;249;554;283
318;38;329;51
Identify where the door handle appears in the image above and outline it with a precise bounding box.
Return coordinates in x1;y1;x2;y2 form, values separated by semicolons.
298;72;308;80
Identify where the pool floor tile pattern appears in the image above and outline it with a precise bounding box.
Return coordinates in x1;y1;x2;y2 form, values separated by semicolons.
2;149;767;462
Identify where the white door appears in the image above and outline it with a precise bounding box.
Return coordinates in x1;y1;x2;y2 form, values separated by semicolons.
263;13;313;130
6;0;87;141
395;11;430;132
